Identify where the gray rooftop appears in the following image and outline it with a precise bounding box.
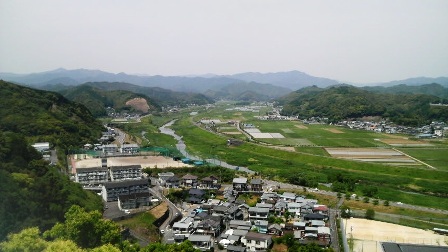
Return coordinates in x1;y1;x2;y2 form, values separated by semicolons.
188;234;212;242
233;177;247;184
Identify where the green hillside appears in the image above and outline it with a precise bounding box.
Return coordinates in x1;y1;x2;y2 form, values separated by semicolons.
279;85;448;126
362;83;448;99
83;82;215;107
58;84;161;117
0;81;103;147
0;81;103;240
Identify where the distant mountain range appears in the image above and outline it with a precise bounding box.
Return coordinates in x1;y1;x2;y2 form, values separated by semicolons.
1;68;448;103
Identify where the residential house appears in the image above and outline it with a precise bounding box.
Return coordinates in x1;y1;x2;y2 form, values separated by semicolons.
233;178;248;192
313;205;329;215
317;226;331;242
196;218;221;237
241;232;272;252
188;234;213;251
118;192;151;210
250;179;263;191
182;174;198;188
110;165;142;181
165;175;180;188
255;203;273;212
274;200;287;216
32;142;50;152
158;172;175;186
102;179;149;202
172;217;194;235
260;192;278;204
293;221;306;231
279;192;296;202
200;175;220;189
227;245;246;252
310;220;325;227
248;207;269;220
188;188;205;204
268;224;283;236
252;220;269;234
303;213;328;221
75;167;109;185
287;202;303;218
229;220;252;230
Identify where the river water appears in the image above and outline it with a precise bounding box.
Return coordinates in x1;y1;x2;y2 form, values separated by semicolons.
158;120;254;174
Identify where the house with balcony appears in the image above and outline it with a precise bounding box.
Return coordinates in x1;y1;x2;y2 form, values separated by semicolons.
110;165;142;181
165;175;180;188
233;177;248;192
75;167;109;185
250;179;263;191
252;220;268;234
182;174;198;187
200;175;219;189
241;232;272;252
172;217;195;236
287;202;303;218
102;179;149;202
248;207;269;220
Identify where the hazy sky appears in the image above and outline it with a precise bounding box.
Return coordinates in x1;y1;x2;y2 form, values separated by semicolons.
1;1;447;83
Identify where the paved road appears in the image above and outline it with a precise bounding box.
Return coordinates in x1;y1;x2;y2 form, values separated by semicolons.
149;178;182;240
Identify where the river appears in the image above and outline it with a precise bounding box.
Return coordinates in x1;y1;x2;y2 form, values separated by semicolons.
158;120;255;174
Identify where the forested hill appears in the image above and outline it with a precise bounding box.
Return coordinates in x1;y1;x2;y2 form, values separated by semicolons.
278;85;448;126
67;82;215;107
361;83;448;100
56;84;161;117
0;80;103;148
0;80;103;240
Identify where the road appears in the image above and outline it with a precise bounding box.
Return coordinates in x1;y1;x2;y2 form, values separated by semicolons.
149;178;182;242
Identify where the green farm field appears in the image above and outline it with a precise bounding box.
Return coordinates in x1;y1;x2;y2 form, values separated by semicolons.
168;107;448;211
398;148;448;171
243;120;394;147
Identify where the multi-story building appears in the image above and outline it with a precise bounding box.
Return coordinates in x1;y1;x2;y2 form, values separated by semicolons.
75;167;109;185
110;165;142;181
120;143;139;154
102;179;149;202
118;192;152;209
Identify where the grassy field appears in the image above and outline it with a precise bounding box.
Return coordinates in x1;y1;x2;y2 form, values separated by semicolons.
169;110;448;210
119;105;448;212
398;148;448;171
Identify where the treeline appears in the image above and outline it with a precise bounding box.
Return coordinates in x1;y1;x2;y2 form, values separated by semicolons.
0;81;107;240
279;85;448;126
0;132;103;240
0;205;200;252
0;80;103;149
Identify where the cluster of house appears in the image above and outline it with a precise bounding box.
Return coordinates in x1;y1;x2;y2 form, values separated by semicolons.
165;175;332;251
74;160;152;211
336;120;447;137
